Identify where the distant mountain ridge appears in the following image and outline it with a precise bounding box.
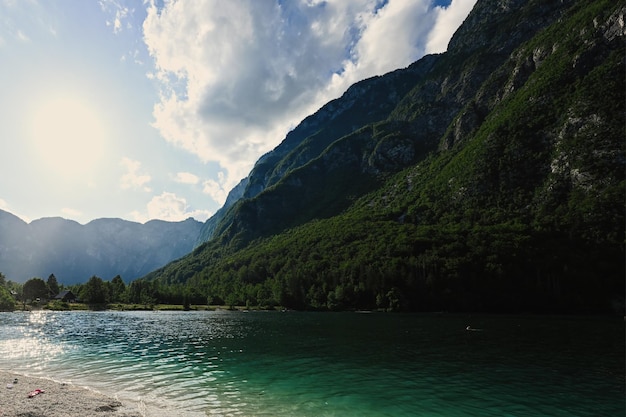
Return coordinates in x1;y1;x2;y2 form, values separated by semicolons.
0;210;203;284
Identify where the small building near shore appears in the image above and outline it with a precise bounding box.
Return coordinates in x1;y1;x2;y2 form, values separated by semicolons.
54;290;76;303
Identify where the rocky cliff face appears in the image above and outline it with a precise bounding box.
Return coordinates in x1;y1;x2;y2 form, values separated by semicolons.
0;210;203;284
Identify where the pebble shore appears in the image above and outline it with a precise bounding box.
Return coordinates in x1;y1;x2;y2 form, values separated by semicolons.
0;371;142;417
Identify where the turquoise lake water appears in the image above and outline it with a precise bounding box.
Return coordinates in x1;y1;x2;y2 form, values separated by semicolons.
0;311;623;416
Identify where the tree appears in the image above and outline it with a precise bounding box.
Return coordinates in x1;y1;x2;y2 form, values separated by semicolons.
0;286;15;311
127;281;142;304
47;274;60;297
0;272;6;288
110;275;126;303
80;276;108;304
23;278;49;302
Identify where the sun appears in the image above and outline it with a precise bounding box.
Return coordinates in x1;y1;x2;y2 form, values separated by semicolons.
28;95;109;180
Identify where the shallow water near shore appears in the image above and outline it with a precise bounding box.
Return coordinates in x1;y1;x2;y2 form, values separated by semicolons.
0;310;623;416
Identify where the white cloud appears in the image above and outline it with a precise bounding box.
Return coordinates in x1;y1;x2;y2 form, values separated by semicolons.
202;171;228;205
147;192;186;220
342;0;432;80
143;0;475;205
120;157;152;191
131;191;212;222
99;0;133;34
15;29;29;42
61;207;83;218
425;0;477;54
174;171;200;185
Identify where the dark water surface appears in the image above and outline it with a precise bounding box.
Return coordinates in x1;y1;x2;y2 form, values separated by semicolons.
0;311;623;416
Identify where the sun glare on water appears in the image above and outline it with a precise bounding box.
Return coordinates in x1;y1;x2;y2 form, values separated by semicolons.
28;95;109;180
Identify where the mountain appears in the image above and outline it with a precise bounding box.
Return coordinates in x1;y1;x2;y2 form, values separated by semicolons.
0;210;203;284
146;0;624;313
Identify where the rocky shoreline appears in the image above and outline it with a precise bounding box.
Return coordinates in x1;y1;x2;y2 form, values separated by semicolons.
0;371;142;417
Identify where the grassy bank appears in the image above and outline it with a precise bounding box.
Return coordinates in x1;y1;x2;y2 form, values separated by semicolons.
41;300;281;312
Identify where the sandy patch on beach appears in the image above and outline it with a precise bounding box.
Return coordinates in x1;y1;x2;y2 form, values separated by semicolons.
0;371;142;417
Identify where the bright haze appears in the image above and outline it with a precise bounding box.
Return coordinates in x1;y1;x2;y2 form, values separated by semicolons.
0;0;475;225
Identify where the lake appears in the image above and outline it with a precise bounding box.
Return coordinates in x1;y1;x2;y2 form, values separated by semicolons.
0;311;623;416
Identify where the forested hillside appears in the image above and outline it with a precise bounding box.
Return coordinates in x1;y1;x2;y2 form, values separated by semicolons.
140;0;625;313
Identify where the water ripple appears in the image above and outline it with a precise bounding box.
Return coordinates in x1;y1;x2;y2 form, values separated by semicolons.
0;311;623;417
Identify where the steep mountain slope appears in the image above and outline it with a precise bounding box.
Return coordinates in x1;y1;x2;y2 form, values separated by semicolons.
197;0;579;246
0;210;203;284
145;0;624;313
195;54;440;245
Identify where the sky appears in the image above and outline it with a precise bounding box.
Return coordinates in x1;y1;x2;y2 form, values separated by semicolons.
0;0;476;225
